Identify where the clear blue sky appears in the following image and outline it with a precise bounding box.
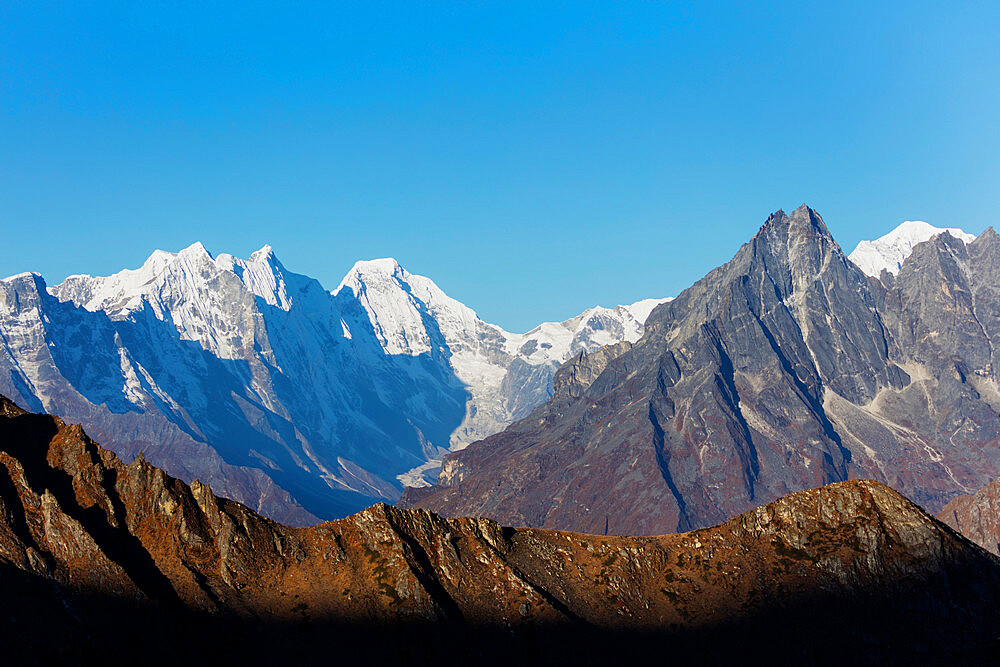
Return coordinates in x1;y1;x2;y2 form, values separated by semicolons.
2;1;998;332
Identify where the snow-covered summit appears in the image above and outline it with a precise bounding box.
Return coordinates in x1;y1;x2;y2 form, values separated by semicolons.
849;221;976;277
55;242;302;316
0;271;44;286
216;244;295;310
334;258;483;357
336;257;406;290
331;253;670;462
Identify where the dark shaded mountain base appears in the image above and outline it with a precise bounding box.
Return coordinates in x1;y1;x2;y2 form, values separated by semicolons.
3;562;998;666
2;394;1000;665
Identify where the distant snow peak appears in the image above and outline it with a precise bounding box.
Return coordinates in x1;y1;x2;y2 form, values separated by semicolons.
849;220;976;277
54;242;299;316
1;271;43;285
335;257;405;296
178;241;213;260
216;245;292;310
251;244;275;260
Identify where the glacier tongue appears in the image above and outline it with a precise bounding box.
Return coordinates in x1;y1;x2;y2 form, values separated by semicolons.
849;220;976;277
2;243;668;522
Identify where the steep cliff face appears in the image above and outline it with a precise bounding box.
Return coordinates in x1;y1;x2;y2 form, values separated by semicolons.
405;207;1000;535
839;228;1000;510
3;395;1000;663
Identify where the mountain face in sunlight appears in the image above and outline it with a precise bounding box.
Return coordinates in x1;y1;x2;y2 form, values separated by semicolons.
407;207;1000;536
0;244;664;522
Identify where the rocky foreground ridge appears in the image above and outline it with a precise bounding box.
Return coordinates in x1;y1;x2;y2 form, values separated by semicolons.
2;395;999;664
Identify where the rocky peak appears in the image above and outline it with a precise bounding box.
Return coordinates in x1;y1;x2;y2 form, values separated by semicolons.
754;204;830;239
748;204;840;275
550;340;633;400
407;207;933;536
789;203;832;235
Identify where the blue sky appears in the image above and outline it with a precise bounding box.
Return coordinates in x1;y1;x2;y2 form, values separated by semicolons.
2;1;998;331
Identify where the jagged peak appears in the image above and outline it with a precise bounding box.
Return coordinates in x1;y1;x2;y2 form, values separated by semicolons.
215;244;282;270
177;241;213;260
789;204;830;234
973;226;1000;247
1;273;51;306
49;241;299;316
746;205;837;265
755;204;829;239
0;271;45;286
250;244;276;261
334;258;408;296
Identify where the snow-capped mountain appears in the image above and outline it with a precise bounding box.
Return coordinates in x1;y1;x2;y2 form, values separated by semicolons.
0;244;667;523
848;220;976;277
334;257;669;486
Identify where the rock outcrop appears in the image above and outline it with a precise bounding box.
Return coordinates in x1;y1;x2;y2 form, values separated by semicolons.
405;206;1000;536
2;395;1000;664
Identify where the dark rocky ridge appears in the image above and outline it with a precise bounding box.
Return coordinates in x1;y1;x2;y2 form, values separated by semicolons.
404;206;1000;536
3;395;1000;664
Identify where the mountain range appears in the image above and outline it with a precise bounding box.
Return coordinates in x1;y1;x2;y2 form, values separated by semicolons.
6;204;1000;550
0;244;665;523
2;394;998;664
404;206;1000;537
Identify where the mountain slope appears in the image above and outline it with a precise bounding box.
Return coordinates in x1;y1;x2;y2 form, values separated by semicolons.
1;247;664;522
939;477;1000;556
405;206;1000;535
2;394;999;664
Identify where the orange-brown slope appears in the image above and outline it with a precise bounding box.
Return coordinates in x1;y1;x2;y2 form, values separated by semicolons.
939;476;1000;556
2;394;1000;664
